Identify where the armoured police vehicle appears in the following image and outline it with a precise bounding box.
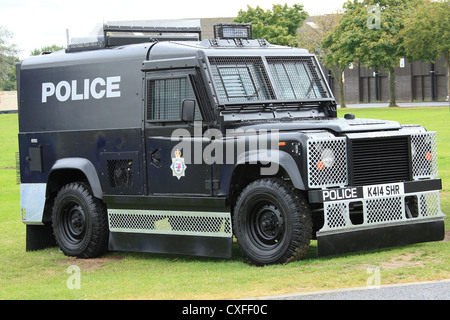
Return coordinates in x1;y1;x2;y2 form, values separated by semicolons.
17;24;445;265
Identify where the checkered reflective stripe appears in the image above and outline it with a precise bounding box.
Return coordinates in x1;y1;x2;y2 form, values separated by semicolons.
108;210;232;238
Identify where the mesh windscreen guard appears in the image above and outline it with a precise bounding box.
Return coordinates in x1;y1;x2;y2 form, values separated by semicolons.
208;56;275;102
208;56;330;103
266;56;330;100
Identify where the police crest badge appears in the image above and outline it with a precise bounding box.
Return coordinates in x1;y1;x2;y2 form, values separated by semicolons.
170;149;186;180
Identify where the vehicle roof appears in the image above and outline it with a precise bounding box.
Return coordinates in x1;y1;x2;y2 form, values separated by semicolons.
20;43;150;70
20;39;312;69
149;39;311;59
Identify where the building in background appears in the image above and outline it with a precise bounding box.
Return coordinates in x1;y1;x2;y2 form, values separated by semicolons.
321;57;448;104
90;17;449;104
2;16;447;112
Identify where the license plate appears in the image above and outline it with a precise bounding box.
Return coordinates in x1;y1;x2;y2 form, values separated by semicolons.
363;182;404;199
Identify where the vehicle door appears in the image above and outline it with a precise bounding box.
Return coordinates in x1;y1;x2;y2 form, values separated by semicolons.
144;69;212;195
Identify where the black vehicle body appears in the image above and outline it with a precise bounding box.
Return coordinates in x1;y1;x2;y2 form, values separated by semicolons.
17;25;445;265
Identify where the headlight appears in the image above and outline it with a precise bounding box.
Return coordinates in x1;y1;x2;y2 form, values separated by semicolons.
307;137;348;188
410;132;438;179
321;148;335;168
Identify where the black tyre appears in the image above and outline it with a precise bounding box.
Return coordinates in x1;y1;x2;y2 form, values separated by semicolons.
52;182;108;258
233;178;312;266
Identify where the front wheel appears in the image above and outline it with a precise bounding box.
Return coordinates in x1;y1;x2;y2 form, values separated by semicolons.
233;178;312;266
52;182;108;258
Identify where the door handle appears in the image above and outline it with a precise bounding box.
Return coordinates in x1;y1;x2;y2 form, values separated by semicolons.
150;149;161;168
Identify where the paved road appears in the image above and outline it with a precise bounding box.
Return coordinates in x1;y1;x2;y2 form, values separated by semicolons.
256;279;450;300
339;101;449;108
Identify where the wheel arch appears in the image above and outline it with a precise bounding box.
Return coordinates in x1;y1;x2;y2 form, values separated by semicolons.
43;158;103;222
46;158;103;199
227;150;305;211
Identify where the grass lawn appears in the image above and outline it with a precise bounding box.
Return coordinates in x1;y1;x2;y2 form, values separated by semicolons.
0;108;449;300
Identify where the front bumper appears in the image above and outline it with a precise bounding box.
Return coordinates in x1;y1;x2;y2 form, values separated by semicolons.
308;179;446;256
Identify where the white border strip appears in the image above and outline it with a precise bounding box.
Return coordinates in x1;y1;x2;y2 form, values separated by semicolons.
108;209;232;238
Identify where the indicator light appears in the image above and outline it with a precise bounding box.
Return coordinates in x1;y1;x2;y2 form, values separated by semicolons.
317;161;324;170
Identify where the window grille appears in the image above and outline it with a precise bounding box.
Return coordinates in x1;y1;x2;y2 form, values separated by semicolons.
147;77;196;121
208;57;275;103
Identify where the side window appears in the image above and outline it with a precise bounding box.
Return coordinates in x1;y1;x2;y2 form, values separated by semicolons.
146;76;201;121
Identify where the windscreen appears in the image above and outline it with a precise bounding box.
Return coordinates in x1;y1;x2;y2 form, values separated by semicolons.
208;55;330;104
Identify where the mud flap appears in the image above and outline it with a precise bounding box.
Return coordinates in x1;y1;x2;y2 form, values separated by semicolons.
316;219;445;257
26;224;57;251
109;232;232;259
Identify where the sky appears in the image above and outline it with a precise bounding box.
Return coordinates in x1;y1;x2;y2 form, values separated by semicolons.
1;0;348;59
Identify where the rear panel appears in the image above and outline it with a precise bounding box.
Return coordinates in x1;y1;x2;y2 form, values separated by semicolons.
17;46;148;195
18;47;147;132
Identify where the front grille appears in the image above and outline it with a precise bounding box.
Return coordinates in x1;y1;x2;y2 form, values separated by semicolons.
351;136;411;186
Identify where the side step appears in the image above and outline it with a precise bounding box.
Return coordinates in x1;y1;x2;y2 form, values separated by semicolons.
107;209;233;259
317;219;445;257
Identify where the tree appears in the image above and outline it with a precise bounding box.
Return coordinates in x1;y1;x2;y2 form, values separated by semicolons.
0;26;19;91
0;56;19;91
234;3;308;47
298;13;342;59
325;0;420;107
302;13;354;108
402;0;450;100
31;45;65;56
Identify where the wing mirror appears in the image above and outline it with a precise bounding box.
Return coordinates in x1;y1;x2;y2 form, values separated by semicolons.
181;99;196;122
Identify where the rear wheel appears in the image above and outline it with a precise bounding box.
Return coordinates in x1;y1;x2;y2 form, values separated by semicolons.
233;178;312;266
52;182;108;258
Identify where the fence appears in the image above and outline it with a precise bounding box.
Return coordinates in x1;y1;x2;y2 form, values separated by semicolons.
2;56;448;111
0;91;18;112
321;55;448;104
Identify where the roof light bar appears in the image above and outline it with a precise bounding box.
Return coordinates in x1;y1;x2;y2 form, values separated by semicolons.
213;23;253;40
